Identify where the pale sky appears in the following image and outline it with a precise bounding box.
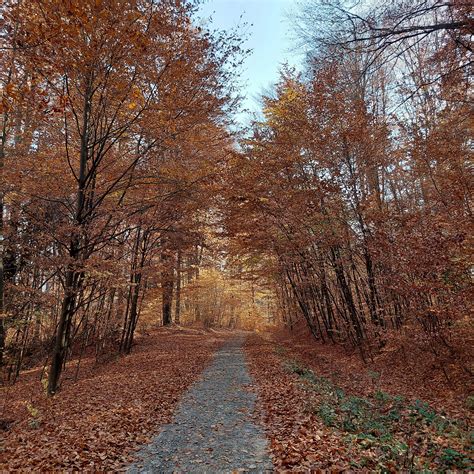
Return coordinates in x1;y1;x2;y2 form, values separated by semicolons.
198;0;300;122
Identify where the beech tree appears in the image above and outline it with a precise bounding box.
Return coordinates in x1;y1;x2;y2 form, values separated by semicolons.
1;0;243;393
1;0;470;398
222;0;472;370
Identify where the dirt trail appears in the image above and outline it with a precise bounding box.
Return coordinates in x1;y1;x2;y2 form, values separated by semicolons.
128;335;273;473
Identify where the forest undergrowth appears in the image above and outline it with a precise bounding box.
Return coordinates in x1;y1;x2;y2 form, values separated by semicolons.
246;332;473;471
271;325;473;417
1;328;228;471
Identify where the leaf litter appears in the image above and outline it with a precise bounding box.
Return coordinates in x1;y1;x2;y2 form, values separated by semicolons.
1;328;227;471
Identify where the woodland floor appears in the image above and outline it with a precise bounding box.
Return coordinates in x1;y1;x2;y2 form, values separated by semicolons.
1;327;228;471
246;331;473;471
1;328;472;472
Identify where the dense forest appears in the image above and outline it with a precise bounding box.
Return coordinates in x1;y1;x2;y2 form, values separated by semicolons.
226;0;472;366
1;0;472;471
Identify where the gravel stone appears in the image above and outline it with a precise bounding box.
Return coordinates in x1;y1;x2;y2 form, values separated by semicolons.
128;336;273;473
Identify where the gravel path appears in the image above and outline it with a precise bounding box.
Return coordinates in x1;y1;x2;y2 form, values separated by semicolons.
128;336;273;473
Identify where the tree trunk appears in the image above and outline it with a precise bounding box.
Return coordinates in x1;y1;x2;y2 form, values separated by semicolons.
47;259;79;395
161;249;174;326
175;249;181;325
47;77;91;395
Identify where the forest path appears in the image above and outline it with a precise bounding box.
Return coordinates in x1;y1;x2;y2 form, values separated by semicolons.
128;335;273;473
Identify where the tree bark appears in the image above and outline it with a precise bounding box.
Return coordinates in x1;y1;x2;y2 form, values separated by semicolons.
175;249;181;325
161;248;174;326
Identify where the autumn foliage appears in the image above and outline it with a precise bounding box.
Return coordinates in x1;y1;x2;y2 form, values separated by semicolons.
0;0;472;471
223;1;472;381
1;0;243;393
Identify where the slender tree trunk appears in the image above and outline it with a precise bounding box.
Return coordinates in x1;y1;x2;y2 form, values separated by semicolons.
123;271;141;353
162;271;174;326
0;152;4;366
175;249;181;325
0;90;9;367
0;17;19;367
47;76;91;395
330;246;364;343
47;259;79;395
285;266;320;341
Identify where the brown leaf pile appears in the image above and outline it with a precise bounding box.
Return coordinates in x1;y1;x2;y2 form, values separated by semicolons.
246;333;472;472
246;334;356;470
1;328;227;471
271;326;473;420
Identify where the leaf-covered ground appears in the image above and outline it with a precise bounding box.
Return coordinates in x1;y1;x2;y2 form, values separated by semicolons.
246;333;473;471
270;327;472;418
1;327;227;471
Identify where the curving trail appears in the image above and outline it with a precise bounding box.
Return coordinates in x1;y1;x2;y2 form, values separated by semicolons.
128;336;273;473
